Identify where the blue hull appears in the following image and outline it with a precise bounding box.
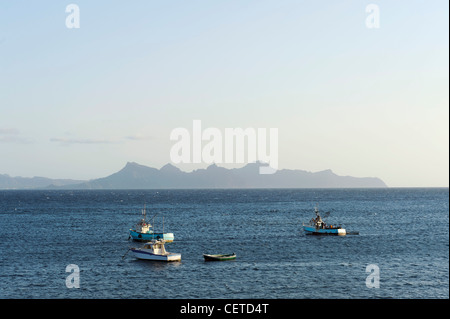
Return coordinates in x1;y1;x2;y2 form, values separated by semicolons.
303;225;346;236
129;230;174;242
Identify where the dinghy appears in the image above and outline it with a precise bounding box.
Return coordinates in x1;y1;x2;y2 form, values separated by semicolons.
203;253;236;261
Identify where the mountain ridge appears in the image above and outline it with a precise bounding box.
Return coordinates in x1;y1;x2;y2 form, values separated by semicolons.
0;173;84;190
0;162;388;189
53;162;386;189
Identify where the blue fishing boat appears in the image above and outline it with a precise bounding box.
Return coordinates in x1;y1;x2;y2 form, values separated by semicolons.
129;205;174;242
302;206;346;236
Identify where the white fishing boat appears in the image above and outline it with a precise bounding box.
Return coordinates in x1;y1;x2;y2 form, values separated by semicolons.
130;239;181;262
302;206;346;236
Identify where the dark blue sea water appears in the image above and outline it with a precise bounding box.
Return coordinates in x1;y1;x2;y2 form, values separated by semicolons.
0;188;448;299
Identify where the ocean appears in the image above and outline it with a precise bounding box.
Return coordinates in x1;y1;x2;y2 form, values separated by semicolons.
0;188;448;299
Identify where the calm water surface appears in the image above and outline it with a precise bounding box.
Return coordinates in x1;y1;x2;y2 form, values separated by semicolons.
0;188;448;299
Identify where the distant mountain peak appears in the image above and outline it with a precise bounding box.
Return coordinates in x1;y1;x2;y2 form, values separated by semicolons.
317;169;334;175
206;163;223;170
123;161;140;168
120;162;142;172
160;163;182;173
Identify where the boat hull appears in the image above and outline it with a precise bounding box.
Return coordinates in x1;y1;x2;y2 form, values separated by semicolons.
203;254;236;261
303;225;346;236
131;249;181;262
129;230;174;242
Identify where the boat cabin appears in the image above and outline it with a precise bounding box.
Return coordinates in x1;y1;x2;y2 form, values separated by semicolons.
143;240;168;255
136;220;152;233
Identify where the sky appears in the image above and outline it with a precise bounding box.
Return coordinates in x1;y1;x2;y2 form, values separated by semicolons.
0;0;448;187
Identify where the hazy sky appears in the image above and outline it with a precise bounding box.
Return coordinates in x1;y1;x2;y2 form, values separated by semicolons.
0;1;448;187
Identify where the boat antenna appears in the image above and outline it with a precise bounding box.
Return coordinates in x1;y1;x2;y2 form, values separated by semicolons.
315;203;320;217
142;202;147;221
150;212;158;229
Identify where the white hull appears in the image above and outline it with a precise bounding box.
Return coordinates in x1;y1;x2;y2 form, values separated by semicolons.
131;249;181;262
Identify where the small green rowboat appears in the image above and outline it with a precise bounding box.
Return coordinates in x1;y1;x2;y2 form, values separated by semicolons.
203;253;236;261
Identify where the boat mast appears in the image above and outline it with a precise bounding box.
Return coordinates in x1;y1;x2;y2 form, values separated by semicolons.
142;203;147;223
